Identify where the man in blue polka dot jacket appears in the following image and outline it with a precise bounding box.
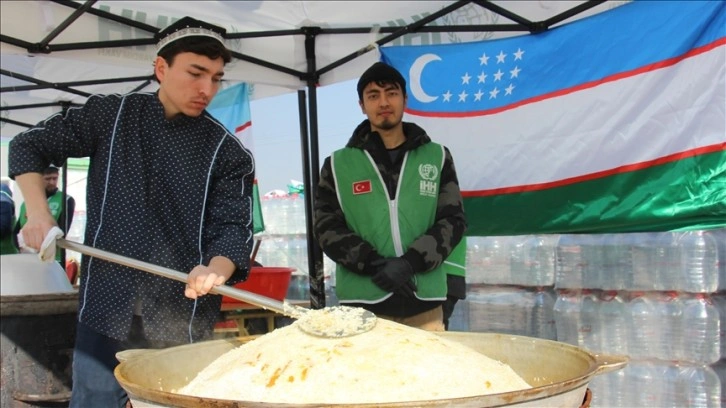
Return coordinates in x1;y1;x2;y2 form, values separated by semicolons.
8;17;255;408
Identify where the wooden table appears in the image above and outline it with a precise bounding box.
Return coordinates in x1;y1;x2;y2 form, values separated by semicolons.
217;300;310;337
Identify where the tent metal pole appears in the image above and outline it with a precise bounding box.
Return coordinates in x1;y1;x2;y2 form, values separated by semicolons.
301;26;326;310
307;74;325;310
0;118;34;128
297;88;323;310
37;0;97;51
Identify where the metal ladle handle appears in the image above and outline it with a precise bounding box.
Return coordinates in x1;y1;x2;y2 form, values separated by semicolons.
56;238;295;317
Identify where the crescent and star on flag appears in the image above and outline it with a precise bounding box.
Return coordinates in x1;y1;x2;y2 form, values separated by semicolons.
352;180;372;195
405;48;525;107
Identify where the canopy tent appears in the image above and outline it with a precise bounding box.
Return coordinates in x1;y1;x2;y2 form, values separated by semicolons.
0;1;623;134
0;0;644;308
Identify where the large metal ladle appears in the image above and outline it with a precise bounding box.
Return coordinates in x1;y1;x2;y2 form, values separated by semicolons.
56;239;376;338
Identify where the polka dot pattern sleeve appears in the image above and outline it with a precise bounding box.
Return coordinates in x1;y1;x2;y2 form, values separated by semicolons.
8;94;114;177
201;119;256;283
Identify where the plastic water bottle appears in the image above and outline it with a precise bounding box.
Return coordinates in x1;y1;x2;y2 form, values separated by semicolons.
595;364;628;407
510;235;556;286
682;293;720;364
587;234;608;289
553;289;582;346
631;232;661;291
468;285;530;335
555;234;584;289
655;231;680;291
680;364;720;407
656;291;684;362
465;238;486;284
508;235;528;286
260;197;277;233
601;233;633;290
287;236;307;275
711;228;726;291
529;287;557;340
272;236;290;266
478;236;511;284
579;289;600;352
581;235;603;289
628;291;659;359
711;360;726;401
256;236;285;266
659;364;684;408
714;293;726;360
298;196;308;234
677;230;719;293
626;361;661;407
587;368;608;407
598;290;628;355
278;197;291;235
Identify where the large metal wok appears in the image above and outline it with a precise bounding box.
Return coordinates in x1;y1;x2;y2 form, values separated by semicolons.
114;332;626;407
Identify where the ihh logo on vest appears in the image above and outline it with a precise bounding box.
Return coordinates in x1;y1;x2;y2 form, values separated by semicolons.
49;202;61;214
418;164;438;198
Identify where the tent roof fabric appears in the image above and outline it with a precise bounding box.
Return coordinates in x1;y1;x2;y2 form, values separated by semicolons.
0;0;622;137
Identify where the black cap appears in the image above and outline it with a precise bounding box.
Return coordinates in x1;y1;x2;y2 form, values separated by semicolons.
357;62;407;100
155;17;226;55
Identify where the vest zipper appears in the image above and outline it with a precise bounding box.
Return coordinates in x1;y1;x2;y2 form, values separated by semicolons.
389;199;404;256
390;152;410;256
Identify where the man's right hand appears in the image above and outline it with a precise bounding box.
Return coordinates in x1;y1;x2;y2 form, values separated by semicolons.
14;172;58;252
19;212;58;252
371;258;417;298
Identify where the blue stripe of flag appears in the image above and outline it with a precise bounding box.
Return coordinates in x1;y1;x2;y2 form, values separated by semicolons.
380;1;725;114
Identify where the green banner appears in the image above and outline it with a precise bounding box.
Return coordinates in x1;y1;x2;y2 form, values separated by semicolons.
464;149;726;236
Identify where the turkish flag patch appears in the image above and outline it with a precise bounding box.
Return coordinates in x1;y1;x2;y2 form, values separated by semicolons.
352;180;372;195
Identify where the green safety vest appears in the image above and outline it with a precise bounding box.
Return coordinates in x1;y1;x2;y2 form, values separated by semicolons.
332;143;465;302
1;189;18;254
17;191;65;261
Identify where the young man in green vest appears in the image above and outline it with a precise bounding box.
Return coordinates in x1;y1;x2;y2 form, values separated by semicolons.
15;166;76;233
14;166;75;262
314;62;467;331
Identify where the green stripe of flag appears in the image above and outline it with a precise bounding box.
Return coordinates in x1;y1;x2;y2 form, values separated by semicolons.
464;149;726;236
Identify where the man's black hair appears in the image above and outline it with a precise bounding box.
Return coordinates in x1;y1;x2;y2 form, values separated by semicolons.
357;62;407;101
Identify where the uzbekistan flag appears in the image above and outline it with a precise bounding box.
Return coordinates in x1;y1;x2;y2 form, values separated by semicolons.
381;0;726;236
208;82;265;234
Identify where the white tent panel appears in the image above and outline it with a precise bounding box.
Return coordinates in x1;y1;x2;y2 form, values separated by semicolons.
1;1;627;137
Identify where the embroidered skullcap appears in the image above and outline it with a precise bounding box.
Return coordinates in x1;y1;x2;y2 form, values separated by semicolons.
156;16;226;54
357;62;407;100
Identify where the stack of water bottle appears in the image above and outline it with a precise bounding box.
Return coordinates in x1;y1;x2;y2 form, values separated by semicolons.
255;195;343;304
553;229;725;407
464;235;559;338
255;195;309;274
